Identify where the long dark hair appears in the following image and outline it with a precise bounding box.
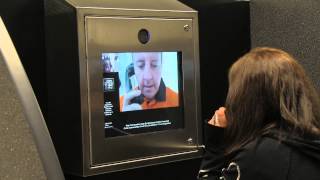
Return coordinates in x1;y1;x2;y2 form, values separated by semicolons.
224;47;320;154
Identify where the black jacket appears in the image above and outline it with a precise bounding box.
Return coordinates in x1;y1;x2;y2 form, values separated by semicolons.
198;123;320;180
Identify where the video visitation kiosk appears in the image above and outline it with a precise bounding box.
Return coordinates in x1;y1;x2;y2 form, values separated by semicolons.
45;0;202;176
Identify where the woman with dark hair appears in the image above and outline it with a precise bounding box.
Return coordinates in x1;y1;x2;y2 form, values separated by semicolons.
198;47;320;180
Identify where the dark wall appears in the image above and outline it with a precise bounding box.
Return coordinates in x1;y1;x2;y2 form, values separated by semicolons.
181;0;251;120
251;0;320;92
0;0;250;179
0;0;47;115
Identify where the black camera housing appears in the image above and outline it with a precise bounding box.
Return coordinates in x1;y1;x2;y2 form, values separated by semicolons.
138;29;150;44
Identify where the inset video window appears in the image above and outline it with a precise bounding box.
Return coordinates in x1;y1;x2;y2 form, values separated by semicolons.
102;52;184;137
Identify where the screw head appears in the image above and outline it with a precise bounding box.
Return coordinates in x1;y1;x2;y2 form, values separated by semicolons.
184;24;190;32
187;137;193;144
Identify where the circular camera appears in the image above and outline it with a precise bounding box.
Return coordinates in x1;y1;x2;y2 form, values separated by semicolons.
138;29;150;44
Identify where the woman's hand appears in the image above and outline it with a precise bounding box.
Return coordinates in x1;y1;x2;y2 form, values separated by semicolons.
208;107;227;128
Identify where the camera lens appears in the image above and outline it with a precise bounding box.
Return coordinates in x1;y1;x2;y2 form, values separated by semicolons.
138;29;150;44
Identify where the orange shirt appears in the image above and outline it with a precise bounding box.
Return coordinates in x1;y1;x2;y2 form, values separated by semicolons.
120;87;179;111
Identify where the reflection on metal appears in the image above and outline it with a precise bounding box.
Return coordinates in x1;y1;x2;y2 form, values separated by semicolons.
0;17;65;180
91;150;199;169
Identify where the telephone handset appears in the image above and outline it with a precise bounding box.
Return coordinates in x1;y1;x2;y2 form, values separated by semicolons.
125;63;144;104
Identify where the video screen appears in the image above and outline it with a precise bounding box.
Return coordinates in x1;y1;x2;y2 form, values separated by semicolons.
102;52;184;137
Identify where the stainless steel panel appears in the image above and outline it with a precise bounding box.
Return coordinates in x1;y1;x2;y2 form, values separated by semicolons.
84;16;200;168
67;0;194;12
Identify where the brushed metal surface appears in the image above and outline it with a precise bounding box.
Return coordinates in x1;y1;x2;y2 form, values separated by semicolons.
85;16;200;167
67;0;194;12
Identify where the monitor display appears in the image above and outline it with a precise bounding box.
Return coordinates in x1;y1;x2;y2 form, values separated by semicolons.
102;52;184;137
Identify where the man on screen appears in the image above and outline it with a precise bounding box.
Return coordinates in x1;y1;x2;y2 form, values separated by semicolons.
120;52;179;112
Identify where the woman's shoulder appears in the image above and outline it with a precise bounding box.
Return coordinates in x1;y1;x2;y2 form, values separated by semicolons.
200;136;292;180
238;133;293;160
232;136;292;179
242;135;290;156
